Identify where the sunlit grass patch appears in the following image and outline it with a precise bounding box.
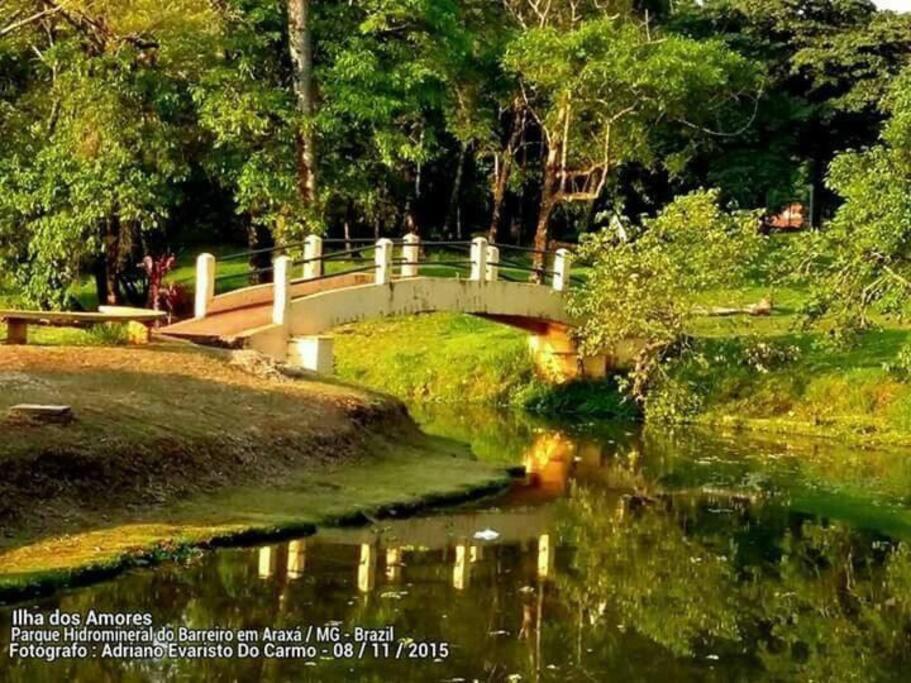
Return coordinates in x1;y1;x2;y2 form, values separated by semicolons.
334;312;534;404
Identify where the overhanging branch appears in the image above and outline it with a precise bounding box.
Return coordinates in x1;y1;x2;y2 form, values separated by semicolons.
0;7;63;38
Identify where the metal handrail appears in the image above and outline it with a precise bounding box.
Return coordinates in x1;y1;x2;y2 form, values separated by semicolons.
392;259;472;267
212;238;572;267
493;242;577;255
289;264;379;286
213;266;274;284
492;243;551;256
220;241;306;262
321;245;378;261
191;238;577;299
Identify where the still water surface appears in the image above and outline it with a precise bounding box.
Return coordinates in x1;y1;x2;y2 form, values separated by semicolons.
4;405;911;681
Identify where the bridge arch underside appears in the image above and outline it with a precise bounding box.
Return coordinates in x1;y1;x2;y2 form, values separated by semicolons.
241;278;608;382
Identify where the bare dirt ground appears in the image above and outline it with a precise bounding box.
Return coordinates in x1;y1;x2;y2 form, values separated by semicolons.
0;343;405;537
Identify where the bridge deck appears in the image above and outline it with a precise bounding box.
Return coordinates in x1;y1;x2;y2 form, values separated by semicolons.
162;272;373;342
162;302;273;342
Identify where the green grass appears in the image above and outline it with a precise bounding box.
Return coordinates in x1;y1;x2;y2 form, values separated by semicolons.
0;435;512;600
335;312;536;404
657;326;911;444
0;324;134;346
331;276;911;441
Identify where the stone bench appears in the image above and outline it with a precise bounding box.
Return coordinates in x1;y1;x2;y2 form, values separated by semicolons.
0;307;167;345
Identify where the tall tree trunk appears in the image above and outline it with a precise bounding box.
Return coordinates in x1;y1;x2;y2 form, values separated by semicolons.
403;198;419;237
532;141;561;281
489;103;525;242
103;217;121;305
488;153;510;243
93;255;108;309
247;218;273;284
287;0;317;209
445;142;468;238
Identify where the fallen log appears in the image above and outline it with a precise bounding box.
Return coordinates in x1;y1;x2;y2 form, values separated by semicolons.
695;297;773;317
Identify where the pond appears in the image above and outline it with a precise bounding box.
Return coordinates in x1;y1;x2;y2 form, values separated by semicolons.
3;405;911;681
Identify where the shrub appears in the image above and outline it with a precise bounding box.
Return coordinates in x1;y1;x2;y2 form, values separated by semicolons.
883;342;911;382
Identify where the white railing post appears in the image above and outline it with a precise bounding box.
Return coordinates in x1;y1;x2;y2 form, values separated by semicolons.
272;255;291;325
194;253;216;319
553;248;571;292
303;235;323;280
402;232;420;278
486;245;499;282
470;237;489;282
375;238;394;285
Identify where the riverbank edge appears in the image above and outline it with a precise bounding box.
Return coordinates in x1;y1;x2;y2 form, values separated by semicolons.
688;413;911;449
0;461;519;605
0;344;524;604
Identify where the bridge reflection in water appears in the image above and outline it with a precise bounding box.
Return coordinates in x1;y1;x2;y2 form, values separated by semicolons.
6;416;907;681
250;425;606;676
255;426;598;587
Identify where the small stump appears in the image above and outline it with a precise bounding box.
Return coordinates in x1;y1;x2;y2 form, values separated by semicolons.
8;404;74;425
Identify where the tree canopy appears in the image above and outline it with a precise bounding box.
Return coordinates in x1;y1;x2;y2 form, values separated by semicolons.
1;0;910;332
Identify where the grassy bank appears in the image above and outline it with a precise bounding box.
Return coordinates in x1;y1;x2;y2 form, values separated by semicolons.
334;312;635;417
332;289;911;444
0;344;515;601
663;329;911;445
334;313;533;403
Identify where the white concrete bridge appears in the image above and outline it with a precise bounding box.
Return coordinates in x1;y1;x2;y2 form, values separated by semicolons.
163;236;607;381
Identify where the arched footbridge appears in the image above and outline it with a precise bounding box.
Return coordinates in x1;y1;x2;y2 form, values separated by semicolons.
162;236;608;381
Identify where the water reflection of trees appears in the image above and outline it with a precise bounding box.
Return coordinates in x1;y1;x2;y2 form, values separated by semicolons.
555;483;911;680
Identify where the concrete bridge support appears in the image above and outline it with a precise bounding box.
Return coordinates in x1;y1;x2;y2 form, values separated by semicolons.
288;335;334;374
527;324;608;382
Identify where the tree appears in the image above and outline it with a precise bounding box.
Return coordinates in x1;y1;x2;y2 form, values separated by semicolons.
567;189;762;399
287;0;318;220
192;0;303;253
799;67;911;335
313;0;500;237
670;0;911;218
504;12;760;273
0;0;219;306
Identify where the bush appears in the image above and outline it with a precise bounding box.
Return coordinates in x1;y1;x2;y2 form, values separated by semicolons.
516;377;639;418
88;323;132;346
739;339;801;374
883;342;911;382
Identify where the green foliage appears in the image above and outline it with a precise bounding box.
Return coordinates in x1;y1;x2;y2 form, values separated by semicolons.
516;378;638;418
882;342;911;382
799;67;911;333
503;12;760;224
0;1;220;306
309;0;505;235
87;322;132;346
670;0;911;212
192;0;304;240
568;189;763;399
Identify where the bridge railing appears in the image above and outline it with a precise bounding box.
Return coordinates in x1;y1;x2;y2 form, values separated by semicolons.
192;235;576;321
